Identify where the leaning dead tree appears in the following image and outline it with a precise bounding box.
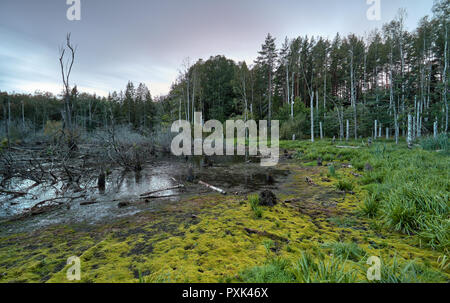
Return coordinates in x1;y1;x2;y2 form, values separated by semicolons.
59;33;77;150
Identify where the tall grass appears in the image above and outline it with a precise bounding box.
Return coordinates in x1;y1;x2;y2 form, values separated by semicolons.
335;179;354;192
359;194;380;218
292;253;357;283
328;165;336;177
238;257;295;283
321;242;365;261
237;252;447;283
374;257;447;283
281;140;450;252
237;253;357;283
248;194;263;218
420;134;448;152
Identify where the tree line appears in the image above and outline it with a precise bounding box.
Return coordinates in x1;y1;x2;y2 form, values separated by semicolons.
1;1;448;143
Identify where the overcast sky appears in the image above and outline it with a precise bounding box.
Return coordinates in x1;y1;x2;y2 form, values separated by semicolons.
0;0;434;97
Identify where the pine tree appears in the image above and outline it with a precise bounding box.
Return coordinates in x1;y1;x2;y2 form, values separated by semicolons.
255;33;277;126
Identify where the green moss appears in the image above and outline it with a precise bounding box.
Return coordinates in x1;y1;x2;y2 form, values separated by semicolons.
0;141;448;283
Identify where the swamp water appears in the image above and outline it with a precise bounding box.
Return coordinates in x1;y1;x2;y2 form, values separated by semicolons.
0;156;289;234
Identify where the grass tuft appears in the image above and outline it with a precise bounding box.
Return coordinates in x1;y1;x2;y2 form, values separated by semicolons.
248;194;263;218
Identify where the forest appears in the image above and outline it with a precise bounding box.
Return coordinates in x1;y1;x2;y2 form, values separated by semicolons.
1;5;449;143
0;1;448;284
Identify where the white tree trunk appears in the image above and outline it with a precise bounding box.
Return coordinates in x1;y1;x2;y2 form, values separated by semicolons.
22;100;25;130
8;97;11;126
346;120;349;142
320;122;323;140
374;120;378;139
434;121;438;138
407;114;413;145
444;24;448;132
323;70;327;119
310;91;315;142
350;49;357;139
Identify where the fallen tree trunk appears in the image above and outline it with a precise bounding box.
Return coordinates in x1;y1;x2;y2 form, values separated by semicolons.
141;194;181;200
0;188;29;197
139;185;184;197
198;181;227;195
80;201;97;206
336;146;361;149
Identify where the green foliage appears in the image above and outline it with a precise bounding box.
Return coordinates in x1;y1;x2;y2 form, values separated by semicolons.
1;138;8;149
137;269;147;283
262;239;275;254
282;140;450;252
360;169;386;185
238;252;446;283
238;253;357;283
321;242;365;262
418;216;450;252
280;113;306;140
238;258;295;283
248;194;263;218
327;165;336;177
327;216;357;228
375;257;447;283
292;253;357;283
420;134;448;152
382;183;449;235
335;179;354;192
359;194;380;218
44;120;62;137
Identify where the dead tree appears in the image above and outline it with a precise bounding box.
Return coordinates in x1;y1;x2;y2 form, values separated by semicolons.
59;33;77;150
3;98;10;149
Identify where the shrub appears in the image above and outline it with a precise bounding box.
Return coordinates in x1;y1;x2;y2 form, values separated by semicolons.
44;120;63;138
280;113;306;140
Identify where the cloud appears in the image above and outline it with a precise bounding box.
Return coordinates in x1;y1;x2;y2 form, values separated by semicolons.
0;0;433;97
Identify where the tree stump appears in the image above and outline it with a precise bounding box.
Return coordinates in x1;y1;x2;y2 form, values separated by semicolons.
317;157;323;166
259;190;277;207
98;171;106;193
186;167;194;183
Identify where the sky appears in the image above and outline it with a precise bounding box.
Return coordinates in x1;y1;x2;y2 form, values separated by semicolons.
0;0;435;98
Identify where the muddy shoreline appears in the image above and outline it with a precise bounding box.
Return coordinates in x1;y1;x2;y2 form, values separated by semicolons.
0;155;291;235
